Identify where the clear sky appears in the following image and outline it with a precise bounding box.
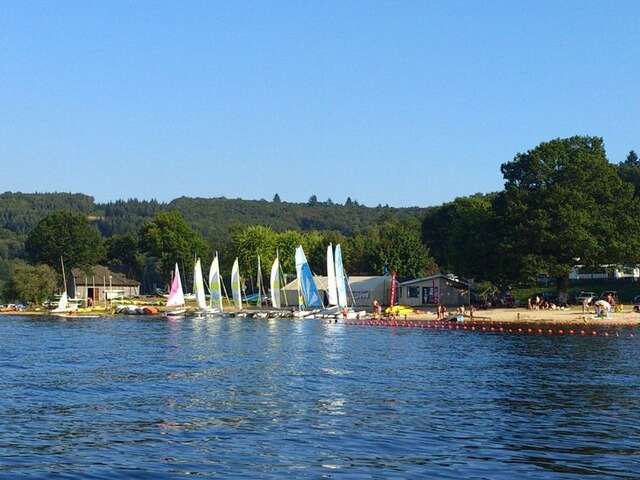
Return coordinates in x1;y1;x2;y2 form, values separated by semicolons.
1;1;638;207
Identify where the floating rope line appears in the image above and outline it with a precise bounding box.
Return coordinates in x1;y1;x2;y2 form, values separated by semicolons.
341;319;637;337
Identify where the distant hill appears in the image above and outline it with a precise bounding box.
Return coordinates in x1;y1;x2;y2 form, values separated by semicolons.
0;192;431;244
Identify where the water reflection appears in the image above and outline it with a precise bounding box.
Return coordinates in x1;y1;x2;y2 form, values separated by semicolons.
0;315;639;479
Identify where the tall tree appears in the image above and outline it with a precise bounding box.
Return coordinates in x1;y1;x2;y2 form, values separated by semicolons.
231;225;277;285
422;194;496;279
371;220;437;277
494;136;640;289
25;211;104;272
139;211;208;283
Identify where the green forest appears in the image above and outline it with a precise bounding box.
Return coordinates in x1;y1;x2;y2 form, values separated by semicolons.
2;136;640;304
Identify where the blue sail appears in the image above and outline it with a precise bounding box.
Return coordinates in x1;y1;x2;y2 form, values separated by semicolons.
295;246;323;308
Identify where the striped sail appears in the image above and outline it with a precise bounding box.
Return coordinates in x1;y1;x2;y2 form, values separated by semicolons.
270;256;281;309
193;258;207;310
295;246;322;308
231;258;243;310
208;254;223;311
334;244;348;308
326;244;338;306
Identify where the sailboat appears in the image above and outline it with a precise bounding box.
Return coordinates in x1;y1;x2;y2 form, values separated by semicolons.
334;243;366;320
324;243;340;314
231;258;243;311
293;245;324;317
51;257;79;314
166;263;186;317
193;258;217;316
270;254;281;309
208;253;224;314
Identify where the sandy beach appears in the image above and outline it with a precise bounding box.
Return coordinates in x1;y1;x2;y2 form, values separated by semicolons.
401;307;640;326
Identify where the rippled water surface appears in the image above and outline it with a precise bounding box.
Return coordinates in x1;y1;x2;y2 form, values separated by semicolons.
1;315;639;479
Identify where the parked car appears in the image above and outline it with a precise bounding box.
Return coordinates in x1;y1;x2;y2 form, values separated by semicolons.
576;291;597;304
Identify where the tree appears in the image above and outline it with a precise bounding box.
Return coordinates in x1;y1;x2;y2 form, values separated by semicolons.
139;211;208;283
274;230;304;275
105;234;143;279
273;193;281;203
300;231;325;273
494;136;640;290
307;195;318;205
370;220;437;277
231;225;277;285
2;262;58;304
25;211;104;272
618;150;640;197
343;230;376;275
422;194;496;279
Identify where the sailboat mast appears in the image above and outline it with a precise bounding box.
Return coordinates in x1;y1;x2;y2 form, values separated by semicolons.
60;256;67;293
256;255;262;306
277;250;289;307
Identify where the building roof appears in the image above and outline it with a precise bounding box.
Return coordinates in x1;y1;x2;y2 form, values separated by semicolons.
283;275;388;291
71;265;140;287
399;273;469;288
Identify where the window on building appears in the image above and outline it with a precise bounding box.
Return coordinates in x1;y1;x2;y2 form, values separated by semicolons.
408;286;419;298
397;287;403;299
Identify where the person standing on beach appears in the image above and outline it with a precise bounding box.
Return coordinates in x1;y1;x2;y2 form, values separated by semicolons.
372;299;380;319
582;295;593;314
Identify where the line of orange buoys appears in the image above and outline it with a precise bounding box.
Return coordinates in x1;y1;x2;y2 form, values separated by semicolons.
342;319;637;337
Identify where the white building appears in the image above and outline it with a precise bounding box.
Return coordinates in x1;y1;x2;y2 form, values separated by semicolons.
398;274;470;307
569;265;640;281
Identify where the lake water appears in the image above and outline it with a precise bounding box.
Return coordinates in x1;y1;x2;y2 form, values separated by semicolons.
0;315;639;479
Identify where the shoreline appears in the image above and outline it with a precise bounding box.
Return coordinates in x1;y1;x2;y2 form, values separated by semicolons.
2;306;639;326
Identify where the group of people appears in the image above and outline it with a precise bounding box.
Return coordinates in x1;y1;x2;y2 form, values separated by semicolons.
527;295;565;310
583;293;616;317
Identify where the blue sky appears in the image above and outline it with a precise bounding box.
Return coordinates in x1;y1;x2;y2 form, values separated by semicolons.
1;1;638;207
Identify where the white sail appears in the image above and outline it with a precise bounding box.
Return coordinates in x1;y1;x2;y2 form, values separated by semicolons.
326;244;338;306
270;256;281;309
208;254;223;311
193;258;207;310
231;258;243;309
334;244;348;308
53;291;69;312
167;263;185;307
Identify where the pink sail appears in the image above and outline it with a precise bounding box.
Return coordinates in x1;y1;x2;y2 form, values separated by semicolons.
167;263;185;307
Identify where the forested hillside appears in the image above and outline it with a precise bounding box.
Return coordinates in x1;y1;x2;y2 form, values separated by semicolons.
0;192;430;259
